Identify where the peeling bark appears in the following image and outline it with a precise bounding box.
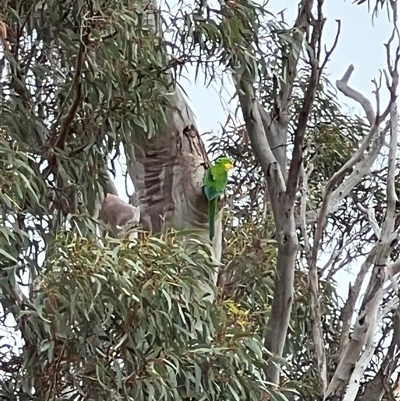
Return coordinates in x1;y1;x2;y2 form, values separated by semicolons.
127;115;209;234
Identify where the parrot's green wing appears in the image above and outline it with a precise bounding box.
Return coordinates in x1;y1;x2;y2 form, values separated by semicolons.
203;185;219;201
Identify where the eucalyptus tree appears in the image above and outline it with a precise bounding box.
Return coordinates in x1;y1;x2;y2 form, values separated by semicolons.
1;0;400;400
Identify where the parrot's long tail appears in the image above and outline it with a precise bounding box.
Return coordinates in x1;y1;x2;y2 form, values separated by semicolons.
208;198;217;241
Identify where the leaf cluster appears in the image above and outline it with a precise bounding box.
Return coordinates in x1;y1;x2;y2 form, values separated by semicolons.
0;232;287;400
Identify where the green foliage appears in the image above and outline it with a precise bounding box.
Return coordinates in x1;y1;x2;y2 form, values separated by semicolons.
0;232;280;400
219;221;276;333
0;0;172;207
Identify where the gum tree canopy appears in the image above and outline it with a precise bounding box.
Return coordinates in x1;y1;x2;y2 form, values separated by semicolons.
1;0;400;400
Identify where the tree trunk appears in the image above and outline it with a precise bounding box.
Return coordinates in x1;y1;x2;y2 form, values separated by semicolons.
123;4;223;291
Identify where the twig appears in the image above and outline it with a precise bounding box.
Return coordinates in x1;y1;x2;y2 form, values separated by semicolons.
320;234;361;278
319;19;341;73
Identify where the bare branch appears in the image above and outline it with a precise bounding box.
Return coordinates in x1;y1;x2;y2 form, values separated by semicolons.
359;298;400;401
313;67;381;261
313;64;392;270
326;40;400;399
327;125;387;214
320;19;341;72
320;235;359;278
336;65;376;124
326;274;384;399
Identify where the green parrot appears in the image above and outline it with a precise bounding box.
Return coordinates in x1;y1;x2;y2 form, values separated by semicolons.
203;156;234;240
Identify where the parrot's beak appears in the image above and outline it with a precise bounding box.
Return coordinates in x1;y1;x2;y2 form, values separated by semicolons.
225;163;234;171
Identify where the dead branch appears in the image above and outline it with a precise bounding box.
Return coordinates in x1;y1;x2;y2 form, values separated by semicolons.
336;65;376;124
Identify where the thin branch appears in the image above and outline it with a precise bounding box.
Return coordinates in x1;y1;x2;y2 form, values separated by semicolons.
286;55;319;202
313;65;387;269
299;161;314;253
309;255;328;392
325;37;400;400
372;73;383;119
327;124;387;215
320;232;366;279
319;19;341;73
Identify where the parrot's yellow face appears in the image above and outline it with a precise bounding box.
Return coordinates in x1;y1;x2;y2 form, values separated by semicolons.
224;162;234;171
215;157;234;171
